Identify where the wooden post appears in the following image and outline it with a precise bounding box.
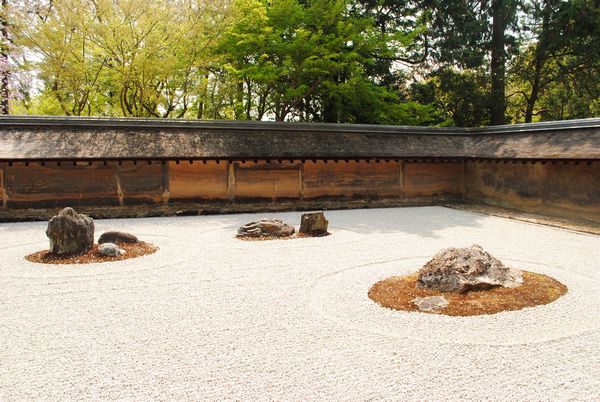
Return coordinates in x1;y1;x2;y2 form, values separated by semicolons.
114;173;124;206
298;161;304;200
399;160;405;199
227;161;236;201
161;161;170;204
0;163;7;208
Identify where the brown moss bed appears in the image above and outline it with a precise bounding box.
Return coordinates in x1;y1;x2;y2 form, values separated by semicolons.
25;242;158;264
368;271;567;316
236;232;331;241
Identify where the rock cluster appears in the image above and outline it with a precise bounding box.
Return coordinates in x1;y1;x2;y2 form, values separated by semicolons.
299;212;329;235
46;207;94;255
237;219;296;238
238;212;331;239
416;244;523;293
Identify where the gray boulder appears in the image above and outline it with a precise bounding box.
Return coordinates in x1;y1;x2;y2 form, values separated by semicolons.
98;231;139;244
299;211;329;235
416;244;523;293
237;219;295;238
97;242;125;257
46;207;94;255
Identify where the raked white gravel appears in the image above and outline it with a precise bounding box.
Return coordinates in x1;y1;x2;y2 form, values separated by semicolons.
1;207;599;401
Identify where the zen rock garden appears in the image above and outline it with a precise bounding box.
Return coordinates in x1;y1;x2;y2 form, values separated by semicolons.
30;209;569;317
237;211;330;240
5;206;598;400
26;207;157;264
369;244;567;316
29;208;569;317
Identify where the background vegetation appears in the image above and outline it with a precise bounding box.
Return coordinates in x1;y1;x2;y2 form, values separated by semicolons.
1;0;599;126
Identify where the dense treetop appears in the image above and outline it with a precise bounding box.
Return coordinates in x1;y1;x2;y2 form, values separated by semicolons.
1;0;598;126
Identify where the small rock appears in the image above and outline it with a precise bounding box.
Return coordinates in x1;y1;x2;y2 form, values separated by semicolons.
237;219;295;238
416;244;523;293
412;296;449;311
98;231;139;244
299;211;329;235
46;207;94;255
175;210;198;216
97;243;125;256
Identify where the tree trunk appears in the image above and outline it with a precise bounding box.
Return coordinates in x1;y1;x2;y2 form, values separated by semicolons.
322;96;338;123
0;0;9;115
234;81;244;120
490;0;507;125
197;73;209;119
525;50;544;123
245;78;252;120
525;0;554;123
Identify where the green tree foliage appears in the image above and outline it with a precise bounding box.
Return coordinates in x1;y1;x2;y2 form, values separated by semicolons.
412;68;491;127
507;0;600;122
216;0;437;124
15;0;228;117
409;0;522;125
3;0;599;125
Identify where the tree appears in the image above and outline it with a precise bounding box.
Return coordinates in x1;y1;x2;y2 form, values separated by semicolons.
16;0;229;117
0;0;9;114
411;68;490;126
217;0;438;124
508;0;600;122
422;0;521;125
7;0;599;124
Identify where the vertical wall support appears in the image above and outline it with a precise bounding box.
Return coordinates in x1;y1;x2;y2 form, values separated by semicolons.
0;163;7;209
399;160;405;199
461;159;466;200
161;160;170;205
227;161;236;201
114;161;125;207
114;172;124;207
298;161;304;200
532;159;547;209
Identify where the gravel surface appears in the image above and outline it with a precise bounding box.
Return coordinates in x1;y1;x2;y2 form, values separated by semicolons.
1;206;599;401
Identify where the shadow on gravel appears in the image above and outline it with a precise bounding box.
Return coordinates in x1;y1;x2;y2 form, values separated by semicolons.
321;206;487;239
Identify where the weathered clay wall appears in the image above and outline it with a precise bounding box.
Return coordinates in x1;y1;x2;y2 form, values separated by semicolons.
233;161;302;200
1;162;166;208
304;160;401;199
464;161;600;223
168;161;228;201
2;158;599;225
0;160;464;209
1;117;600;225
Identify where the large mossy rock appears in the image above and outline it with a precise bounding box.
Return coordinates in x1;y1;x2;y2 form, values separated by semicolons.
237;219;295;238
299;211;329;235
46;207;94;255
416;245;523;293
